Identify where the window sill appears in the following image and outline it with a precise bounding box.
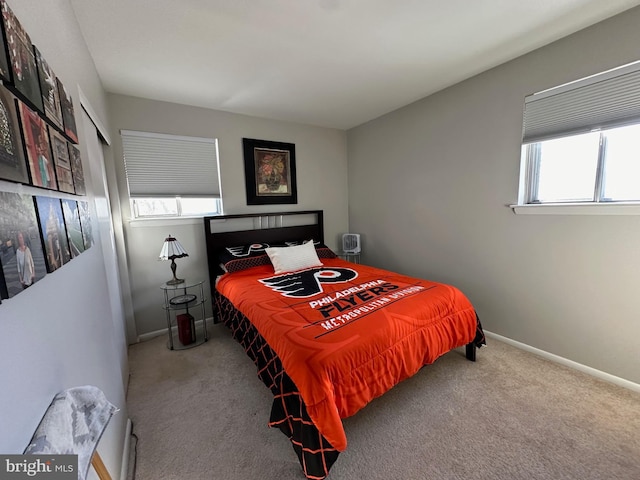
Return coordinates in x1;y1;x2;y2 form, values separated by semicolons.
510;202;640;215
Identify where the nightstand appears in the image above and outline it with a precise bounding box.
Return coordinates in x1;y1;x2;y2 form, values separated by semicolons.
160;279;208;350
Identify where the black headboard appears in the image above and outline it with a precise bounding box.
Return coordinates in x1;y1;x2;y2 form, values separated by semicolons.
203;210;324;297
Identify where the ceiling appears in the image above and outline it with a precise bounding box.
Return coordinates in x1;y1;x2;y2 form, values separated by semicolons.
69;0;640;130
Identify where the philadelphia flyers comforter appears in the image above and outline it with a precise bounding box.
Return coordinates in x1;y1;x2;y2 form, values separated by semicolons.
215;257;485;478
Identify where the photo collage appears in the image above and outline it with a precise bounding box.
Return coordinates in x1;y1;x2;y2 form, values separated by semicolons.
0;0;92;303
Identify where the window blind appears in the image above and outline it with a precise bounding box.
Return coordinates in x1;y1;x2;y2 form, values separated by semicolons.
522;60;640;144
121;130;221;197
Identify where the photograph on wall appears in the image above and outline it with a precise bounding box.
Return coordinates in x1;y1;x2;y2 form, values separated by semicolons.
77;200;93;250
34;195;70;273
34;46;63;129
49;127;74;193
0;9;11;83
0;84;27;183
242;138;297;205
0;191;47;299
17;99;57;190
56;78;77;143
61;198;84;258
0;1;43;112
0;268;6;300
69;143;85;195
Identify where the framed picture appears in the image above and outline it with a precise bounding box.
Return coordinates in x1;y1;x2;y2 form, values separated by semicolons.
0;269;5;300
0;84;27;183
77;200;93;250
0;191;47;298
60;198;84;258
49;127;74;193
34;46;63;129
0;1;42;112
34;195;70;272
0;5;11;83
68;143;85;195
56;78;78;143
242;138;297;205
17;99;57;190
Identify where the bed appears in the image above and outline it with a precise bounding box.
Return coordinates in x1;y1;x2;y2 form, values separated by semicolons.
204;210;485;479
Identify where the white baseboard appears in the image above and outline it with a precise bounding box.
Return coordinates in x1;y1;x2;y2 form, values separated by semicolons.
136;329;166;342
120;418;132;480
136;317;214;343
484;330;640;393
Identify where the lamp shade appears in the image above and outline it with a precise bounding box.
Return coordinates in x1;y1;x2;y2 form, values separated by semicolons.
159;235;188;260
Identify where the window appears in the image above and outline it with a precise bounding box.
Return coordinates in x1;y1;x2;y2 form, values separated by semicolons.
121;130;222;218
130;197;221;218
518;60;640;211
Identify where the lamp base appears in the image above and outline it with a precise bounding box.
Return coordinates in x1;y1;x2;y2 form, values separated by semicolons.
166;258;184;285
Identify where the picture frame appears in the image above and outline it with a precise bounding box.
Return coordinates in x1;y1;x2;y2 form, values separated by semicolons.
68;143;85;195
0;84;28;184
242;138;297;205
56;78;78;143
34;195;70;272
49;126;74;193
77;200;93;250
0;3;11;83
60;198;84;258
17;99;57;190
0;269;6;301
0;191;47;298
34;46;63;130
0;1;43;112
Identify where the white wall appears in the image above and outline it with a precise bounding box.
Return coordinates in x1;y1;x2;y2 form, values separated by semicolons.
107;94;349;337
0;0;128;476
347;6;640;384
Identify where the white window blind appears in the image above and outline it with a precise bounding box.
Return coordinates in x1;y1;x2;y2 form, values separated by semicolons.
523;60;640;144
121;130;221;197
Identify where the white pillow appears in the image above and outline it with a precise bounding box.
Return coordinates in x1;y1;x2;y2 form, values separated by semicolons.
266;241;323;274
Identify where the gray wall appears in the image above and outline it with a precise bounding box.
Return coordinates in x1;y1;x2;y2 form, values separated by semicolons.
347;7;640;384
0;0;129;476
107;94;349;338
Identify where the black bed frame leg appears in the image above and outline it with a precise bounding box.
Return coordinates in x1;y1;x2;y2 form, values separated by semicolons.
465;342;476;362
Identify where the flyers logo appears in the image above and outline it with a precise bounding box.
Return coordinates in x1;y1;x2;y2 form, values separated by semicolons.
284;239;320;247
260;267;358;298
226;243;269;257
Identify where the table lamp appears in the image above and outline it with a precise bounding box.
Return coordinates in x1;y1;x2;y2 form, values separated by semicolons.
159;235;188;285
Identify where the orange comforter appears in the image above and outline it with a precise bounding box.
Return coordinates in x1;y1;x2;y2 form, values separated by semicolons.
216;258;478;452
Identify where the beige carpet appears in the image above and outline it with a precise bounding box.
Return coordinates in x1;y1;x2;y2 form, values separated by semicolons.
125;324;640;479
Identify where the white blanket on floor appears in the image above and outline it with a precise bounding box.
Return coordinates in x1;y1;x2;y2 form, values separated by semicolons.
23;385;117;480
